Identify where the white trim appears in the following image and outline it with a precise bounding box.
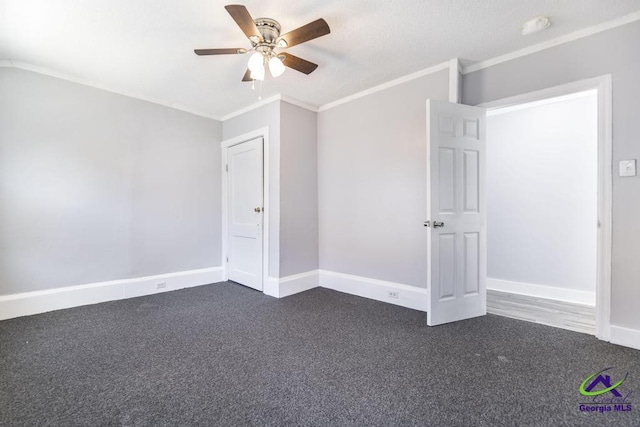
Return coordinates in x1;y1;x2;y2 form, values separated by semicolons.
478;77;610;110
220;94;319;122
0;60;222;121
319;270;428;312
0;61;321;122
487;278;595;306
486;89;597;116
596;75;613;342
220;126;269;149
317;61;450;112
264;277;280;298
280;95;319;113
425;101;433;312
279;270;320;298
479;75;613;342
0;267;224;321
448;58;461;103
463;11;640;74
263;270;320;298
220;95;282;122
610;325;640;351
220;127;271;294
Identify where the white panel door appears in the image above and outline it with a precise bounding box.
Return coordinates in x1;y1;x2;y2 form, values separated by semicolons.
227;138;263;291
426;100;486;326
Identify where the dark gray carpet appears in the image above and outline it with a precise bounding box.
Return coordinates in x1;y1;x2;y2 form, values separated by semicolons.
1;283;639;426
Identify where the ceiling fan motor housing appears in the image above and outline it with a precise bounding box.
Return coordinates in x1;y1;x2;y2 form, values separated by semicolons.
253;18;281;45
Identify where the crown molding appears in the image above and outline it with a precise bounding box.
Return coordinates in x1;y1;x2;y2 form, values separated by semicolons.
220;93;319;122
5;10;638;121
1;60;318;123
463;10;640;74
280;95;319;113
219;94;281;122
317;60;450;112
223;59;451;117
0;60;222;121
448;58;461;103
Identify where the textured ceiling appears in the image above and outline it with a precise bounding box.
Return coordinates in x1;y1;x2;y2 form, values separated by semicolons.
2;0;639;118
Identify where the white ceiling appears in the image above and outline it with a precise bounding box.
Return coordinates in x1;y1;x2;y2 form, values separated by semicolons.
2;0;639;118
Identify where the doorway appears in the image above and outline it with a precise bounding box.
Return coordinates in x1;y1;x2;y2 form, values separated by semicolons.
221;129;270;292
480;76;612;340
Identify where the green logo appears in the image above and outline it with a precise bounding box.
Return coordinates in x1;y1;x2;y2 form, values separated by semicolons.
579;367;627;397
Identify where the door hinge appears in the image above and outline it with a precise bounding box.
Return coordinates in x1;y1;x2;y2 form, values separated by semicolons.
226;257;229;263
225;164;228;172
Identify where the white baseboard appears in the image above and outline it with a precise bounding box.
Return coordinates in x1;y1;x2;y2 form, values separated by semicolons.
265;270;319;298
610;325;640;351
279;270;319;298
0;267;224;321
319;270;428;312
264;276;280;298
487;278;595;306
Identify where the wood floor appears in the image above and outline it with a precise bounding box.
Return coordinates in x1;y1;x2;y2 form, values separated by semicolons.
487;290;596;335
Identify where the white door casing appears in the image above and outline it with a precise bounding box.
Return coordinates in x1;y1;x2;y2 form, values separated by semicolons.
227;137;264;291
426;100;487;326
477;76;612;341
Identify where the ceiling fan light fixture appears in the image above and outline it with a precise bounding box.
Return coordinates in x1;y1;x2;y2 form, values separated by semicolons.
250;64;265;81
269;56;286;77
247;52;264;72
194;5;330;83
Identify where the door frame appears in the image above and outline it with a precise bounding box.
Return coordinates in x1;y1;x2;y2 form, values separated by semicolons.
221;127;270;292
478;75;613;341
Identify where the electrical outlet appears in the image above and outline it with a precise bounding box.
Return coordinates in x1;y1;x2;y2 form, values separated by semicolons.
388;291;399;299
156;282;167;289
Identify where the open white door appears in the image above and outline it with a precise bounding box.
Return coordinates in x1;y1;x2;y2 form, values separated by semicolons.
227;137;264;291
426;100;486;326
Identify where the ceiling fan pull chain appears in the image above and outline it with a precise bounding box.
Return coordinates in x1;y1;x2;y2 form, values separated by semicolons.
258;79;263;100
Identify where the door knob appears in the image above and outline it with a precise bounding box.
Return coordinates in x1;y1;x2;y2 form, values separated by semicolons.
423;221;444;228
254;207;263;213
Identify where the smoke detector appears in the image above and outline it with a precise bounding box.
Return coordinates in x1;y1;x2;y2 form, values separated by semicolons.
522;16;551;35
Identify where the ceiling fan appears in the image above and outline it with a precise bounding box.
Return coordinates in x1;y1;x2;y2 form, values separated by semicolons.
194;4;330;82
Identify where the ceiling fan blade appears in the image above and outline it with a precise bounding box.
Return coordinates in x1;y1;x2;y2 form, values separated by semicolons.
242;69;252;82
225;4;261;40
278;18;330;48
194;48;244;56
281;53;318;74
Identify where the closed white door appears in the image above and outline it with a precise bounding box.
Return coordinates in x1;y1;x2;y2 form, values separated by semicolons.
426;100;487;326
227;138;263;291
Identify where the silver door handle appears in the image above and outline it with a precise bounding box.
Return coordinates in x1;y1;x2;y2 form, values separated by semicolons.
424;221;445;228
254;207;262;213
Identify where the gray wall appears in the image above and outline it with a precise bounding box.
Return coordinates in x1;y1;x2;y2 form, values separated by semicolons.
222;101;281;278
318;70;449;287
222;100;319;279
463;21;640;330
0;67;222;295
280;101;318;276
